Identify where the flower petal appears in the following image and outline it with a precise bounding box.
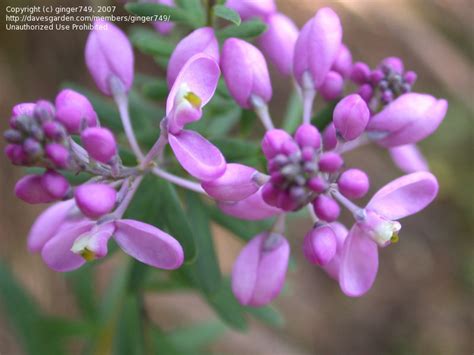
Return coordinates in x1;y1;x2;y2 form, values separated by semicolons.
27;199;77;253
367;172;438;220
41;221;94;272
389;144;429;173
218;187;282;220
114;219;184;270
339;225;378;297
168;130;226;181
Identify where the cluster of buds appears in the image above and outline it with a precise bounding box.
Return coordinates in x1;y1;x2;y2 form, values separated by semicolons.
4;1;448;308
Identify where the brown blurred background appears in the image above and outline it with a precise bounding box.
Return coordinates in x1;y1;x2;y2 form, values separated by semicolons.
1;0;473;354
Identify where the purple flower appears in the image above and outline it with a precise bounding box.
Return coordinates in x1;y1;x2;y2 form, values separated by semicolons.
81;127;117;164
257;12;299;76
333;94;370;141
293;7;342;88
337;169;369;199
41;170;70;199
55;89;98;134
85;20;134;95
303;224;337;266
15;174;56;204
339;172;438;296
389;144;429;173
10;102;35;128
167;27;219;88
331;44;353;78
225;0;276;21
74;183;117;219
221;38;272;109
319;71;344;101
232;232;289;306
201;163;259;202
321;222;349;280
150;0;175;35
218;187;282;220
367;93;448;147
166;54;226;181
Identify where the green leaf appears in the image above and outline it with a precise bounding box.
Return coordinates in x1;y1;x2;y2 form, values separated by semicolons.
0;262;60;355
125;3;191;24
211;138;260;162
217;19;267;40
66;265;97;321
129;26;175;57
153;178;198;263
312;100;339;131
175;0;206;27
112;294;144;355
41;317;92;338
141;80;169;101
213;5;241;25
245;305;285;328
168;321;227;351
206;280;248;330
185;193;222;295
282;90;303;133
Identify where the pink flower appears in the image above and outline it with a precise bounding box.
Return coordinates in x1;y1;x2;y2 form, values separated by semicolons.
333;94;370;141
55;89;98;134
150;0;175;35
339;172;438;296
389;144;429;173
81;127;117;164
166;54;226;181
74;183;117;219
232;232;289;306
225;0;276;21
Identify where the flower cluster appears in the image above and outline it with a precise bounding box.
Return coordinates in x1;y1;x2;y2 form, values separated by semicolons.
4;2;448;307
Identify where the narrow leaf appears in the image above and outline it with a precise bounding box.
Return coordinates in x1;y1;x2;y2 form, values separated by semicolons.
129;26;175;57
213;5;241;25
245;305;285;328
217;20;267;40
282;90;303;134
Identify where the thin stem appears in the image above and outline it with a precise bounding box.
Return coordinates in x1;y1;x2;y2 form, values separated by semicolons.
251;96;274;131
110;176;143;219
140;130;168;169
114;92;145;161
301;72;316;125
330;187;364;217
307;204;318;224
152;167;206;194
271;213;286;234
336;134;370;154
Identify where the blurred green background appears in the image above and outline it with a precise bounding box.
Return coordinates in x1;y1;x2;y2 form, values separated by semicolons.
0;0;473;354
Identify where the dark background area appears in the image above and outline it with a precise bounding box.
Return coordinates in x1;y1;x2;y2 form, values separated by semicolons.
0;0;473;354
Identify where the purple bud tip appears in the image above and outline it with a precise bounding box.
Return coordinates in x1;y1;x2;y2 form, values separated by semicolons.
15;175;55;204
261;129;293;159
338;169;369;199
380;57;404;74
350;62;371;85
358;84;373;102
319;71;344;101
322;123;337;151
45;143;70;169
303;225;337;266
331;44;353;78
42;121;66;141
307;176;326;193
33;100;55;122
85;20;134;96
404;71;417;85
313;195;340;222
333;94;370;141
41;170;70;199
318;152;343;173
74;183;117;219
55;89;98;134
5;144;28;165
81;127;117;164
370;69;384;85
221;37;272;109
295;123;321;149
4;129;24;144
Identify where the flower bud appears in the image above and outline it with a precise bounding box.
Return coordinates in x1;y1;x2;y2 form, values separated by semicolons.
350;62;370;84
338;169;369;199
202;164;259;202
307;176;326;193
4;144;28;165
151;0;175;35
232;232;289;306
379;56;404;74
15;175;55;204
74;183;117;219
318;152;343;172
23;138;43;159
225;0;276;20
322;123;337;150
10;103;35;128
257;12;298;76
295;123;321;149
358;84;373;102
167;27;219;88
81;127;117;163
404;71;417;85
45;143;70;168
293;7;342;88
85;20;134;95
33;100;55;122
313;195;340;222
261;129;293;159
41;170;70;199
331;44;352;78
303;225;337;265
333;94;370;141
3;129;23;144
42;121;66;141
319;71;344;101
55;89;98;134
367;93;448;147
221;38;272;109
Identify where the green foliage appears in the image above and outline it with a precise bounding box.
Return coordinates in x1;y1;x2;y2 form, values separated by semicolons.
129;26;176;56
217;19;267;39
213;5;241;25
